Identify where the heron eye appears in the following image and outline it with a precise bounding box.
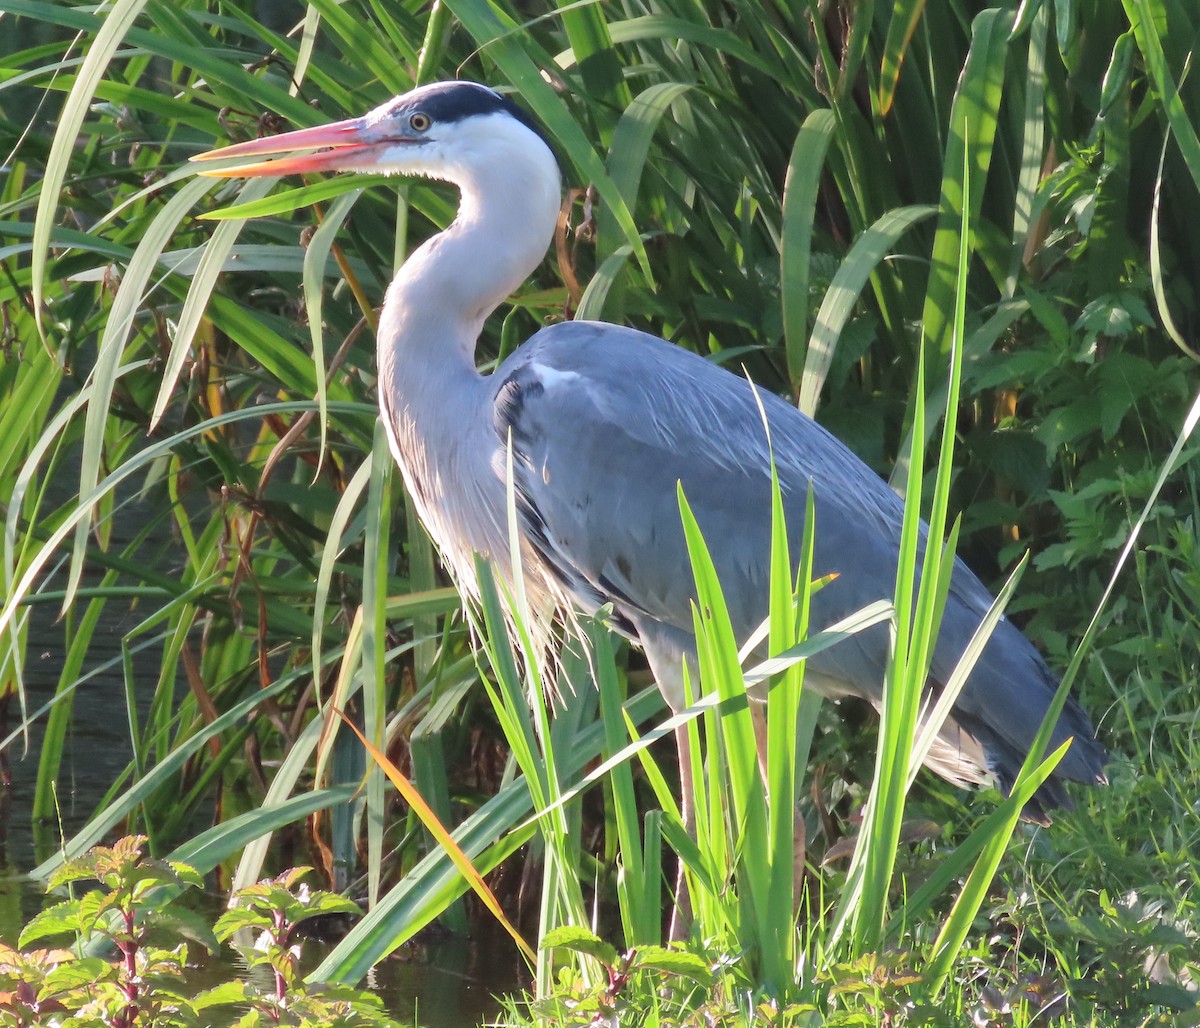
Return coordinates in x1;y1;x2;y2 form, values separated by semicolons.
409;112;431;133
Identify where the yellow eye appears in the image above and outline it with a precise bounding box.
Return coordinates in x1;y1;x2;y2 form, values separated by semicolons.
409;112;431;132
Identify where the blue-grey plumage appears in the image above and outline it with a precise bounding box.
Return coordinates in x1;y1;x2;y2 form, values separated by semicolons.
195;80;1106;822
492;322;1106;817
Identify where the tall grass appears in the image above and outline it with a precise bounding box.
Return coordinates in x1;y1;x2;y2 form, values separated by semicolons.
2;0;1199;1019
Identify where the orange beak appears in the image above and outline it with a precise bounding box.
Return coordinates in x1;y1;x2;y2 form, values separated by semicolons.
191;116;388;177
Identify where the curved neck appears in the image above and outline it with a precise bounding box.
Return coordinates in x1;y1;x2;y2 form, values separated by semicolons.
374;136;561;584
378;150;561;388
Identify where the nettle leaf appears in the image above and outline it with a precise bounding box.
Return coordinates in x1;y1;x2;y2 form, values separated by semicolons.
1095;352;1163;440
292;892;362;923
1022;285;1074;346
968;348;1061;390
1069;188;1098;236
213;907;272;941
968;431;1051;496
47;836;150;891
138;943;189;978
17;900;83;948
541;926;618;967
124;862;195;895
166;861;206;890
1098;384;1134;442
1035;400;1099;454
42;956;117;991
192;979;250;1011
266;946;301;987
1074;290;1156;357
629;946;715;985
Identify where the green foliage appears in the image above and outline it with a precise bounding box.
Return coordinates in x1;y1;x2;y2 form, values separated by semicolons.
0;839;392;1028
198;868;389;1027
1057;890;1198;1018
527;926;814;1028
820;952;925;1026
2;836;204;1027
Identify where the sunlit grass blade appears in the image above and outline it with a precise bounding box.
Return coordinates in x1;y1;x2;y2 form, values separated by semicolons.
302;0;413;94
147;177;277;432
907;556;1026;786
29;0;152;336
173;784;361;875
878;0;928;116
837;347;928;952
922;741;1068;995
197;177;389;221
894;737;1067;937
594;83;692;319
472;551;589;991
68;176;216;619
311;459;373;694
557;0;626;110
1005;3;1047;296
593;622;661;947
360;422;394;909
303;189;363;470
903;7;1014;484
526;600;893;830
1150;111;1200;362
1125;0;1200;195
840;115;972;954
335;710;536;963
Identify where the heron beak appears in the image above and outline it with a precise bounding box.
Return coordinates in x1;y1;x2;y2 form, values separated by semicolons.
191;117;385;177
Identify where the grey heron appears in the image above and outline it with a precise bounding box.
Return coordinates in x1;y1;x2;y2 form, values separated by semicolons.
193;81;1106;828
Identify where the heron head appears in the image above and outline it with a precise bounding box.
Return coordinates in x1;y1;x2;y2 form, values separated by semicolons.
191;81;552;180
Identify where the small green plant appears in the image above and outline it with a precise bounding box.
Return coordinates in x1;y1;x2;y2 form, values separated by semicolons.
533;925;712;1024
198;867;390;1027
819;952;927;1027
1056;890;1198;1021
0;942;92;1026
525;925;819;1027
0;838;393;1027
5;835;209;1027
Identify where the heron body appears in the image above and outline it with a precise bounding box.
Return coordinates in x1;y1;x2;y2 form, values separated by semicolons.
197;81;1106;818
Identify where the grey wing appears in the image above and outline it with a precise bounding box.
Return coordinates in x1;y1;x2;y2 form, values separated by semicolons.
490;321;1105;794
492;323;892;629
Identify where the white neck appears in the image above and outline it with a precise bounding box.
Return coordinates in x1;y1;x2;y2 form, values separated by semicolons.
377;129;561;399
373;121;561;575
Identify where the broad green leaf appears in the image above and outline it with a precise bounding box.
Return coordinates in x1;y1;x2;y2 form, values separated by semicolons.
781;109;836;393
303;188;364;463
802;204;935;416
148;176;278;432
